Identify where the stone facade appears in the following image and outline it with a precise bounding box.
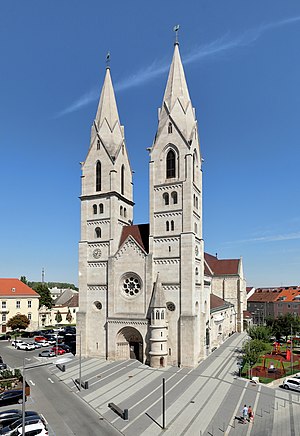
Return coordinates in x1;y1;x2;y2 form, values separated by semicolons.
77;42;242;368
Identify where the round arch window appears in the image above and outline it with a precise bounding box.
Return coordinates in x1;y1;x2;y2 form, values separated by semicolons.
121;273;142;297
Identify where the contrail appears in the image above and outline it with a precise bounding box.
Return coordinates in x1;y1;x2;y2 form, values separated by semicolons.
56;16;300;117
225;231;300;245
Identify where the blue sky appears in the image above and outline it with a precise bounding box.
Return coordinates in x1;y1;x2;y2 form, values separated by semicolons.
1;1;299;287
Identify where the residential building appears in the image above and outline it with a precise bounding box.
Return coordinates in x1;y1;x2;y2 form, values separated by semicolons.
0;278;40;332
247;286;300;323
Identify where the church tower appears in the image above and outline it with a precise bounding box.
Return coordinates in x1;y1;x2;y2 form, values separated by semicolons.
148;41;207;366
77;64;134;357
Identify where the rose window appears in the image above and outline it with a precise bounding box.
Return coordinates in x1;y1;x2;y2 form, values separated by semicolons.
122;275;141;297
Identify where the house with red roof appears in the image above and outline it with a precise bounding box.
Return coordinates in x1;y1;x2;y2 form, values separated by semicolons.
247;286;300;323
0;278;40;332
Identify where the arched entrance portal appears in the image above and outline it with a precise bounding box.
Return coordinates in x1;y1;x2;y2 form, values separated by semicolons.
116;327;143;363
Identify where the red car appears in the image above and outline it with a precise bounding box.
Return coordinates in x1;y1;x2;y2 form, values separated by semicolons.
34;336;47;343
51;347;66;355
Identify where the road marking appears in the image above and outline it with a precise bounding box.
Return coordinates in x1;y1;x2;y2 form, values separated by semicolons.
29;380;35;386
224;381;249;435
48;377;54;384
246;384;261;436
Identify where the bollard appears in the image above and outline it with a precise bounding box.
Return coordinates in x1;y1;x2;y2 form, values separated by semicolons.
123;409;128;421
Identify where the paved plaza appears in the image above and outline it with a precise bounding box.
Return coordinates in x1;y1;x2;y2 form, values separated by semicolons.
51;333;300;435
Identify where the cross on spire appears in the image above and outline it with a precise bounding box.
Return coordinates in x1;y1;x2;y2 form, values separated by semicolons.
173;24;180;45
106;51;110;69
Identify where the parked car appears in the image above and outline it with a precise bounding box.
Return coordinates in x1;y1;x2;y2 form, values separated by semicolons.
0;357;7;370
11;340;23;348
10;421;48;436
34;337;47;343
40;342;51;348
56;344;71;353
16;343;35;351
38;350;55;358
50;347;66;355
4;417;47;436
0;391;25;407
0;415;45;435
0;410;38;427
282;377;300;391
32;342;42;349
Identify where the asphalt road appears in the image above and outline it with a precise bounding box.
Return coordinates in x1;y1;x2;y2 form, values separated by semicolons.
0;340;120;436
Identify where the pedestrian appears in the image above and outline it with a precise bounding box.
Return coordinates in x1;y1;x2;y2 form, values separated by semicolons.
242;404;248;424
248;405;254;422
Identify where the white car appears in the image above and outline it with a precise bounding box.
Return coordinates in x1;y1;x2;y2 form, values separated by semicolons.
283;377;300;391
11;340;23;347
16;342;36;351
40;341;51;347
10;420;48;435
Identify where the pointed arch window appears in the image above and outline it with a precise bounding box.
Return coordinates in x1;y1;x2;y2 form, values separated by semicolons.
97;139;101;150
194;223;198;234
124;208;127;218
166;221;170;232
171;220;174;231
156;310;160;320
121;165;125;195
99;203;104;214
161;310;165;320
166;150;176;179
168;122;173;134
163;193;169;205
93;204;97;215
95;227;101;238
171;191;178;204
96;161;101;192
193;150;198;183
120;206;123;216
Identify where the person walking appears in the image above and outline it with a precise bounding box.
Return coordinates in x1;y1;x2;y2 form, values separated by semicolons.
242;405;248;424
248;405;254;422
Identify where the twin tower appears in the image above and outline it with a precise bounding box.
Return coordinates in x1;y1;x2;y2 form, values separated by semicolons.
77;42;210;368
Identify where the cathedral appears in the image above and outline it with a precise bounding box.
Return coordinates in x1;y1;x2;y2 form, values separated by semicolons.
77;41;246;368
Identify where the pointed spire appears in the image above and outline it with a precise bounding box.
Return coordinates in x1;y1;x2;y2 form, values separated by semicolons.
93;66;124;159
162;43;191;113
150;273;166;308
95;67;120;130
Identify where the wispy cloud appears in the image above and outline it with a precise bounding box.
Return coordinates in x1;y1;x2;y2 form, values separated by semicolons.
56;15;300;117
226;231;300;245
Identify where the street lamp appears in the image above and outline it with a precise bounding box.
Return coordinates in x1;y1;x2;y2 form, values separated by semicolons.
22;357;31;436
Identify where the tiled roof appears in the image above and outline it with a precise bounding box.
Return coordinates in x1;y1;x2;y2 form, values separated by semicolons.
248;286;300;303
275;288;300;303
210;293;233;311
248;288;282;302
119;224;149;253
243;310;252;319
246;287;255;294
0;278;40;297
204;253;240;275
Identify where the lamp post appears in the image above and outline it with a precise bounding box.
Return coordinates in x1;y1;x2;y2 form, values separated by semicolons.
291;325;293;375
22;357;31;436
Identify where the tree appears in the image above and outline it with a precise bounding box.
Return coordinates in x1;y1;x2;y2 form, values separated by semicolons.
267;314;300;340
55;310;62;324
7;314;30;330
35;283;53;309
247;325;272;342
242;339;272;368
66;309;73;324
